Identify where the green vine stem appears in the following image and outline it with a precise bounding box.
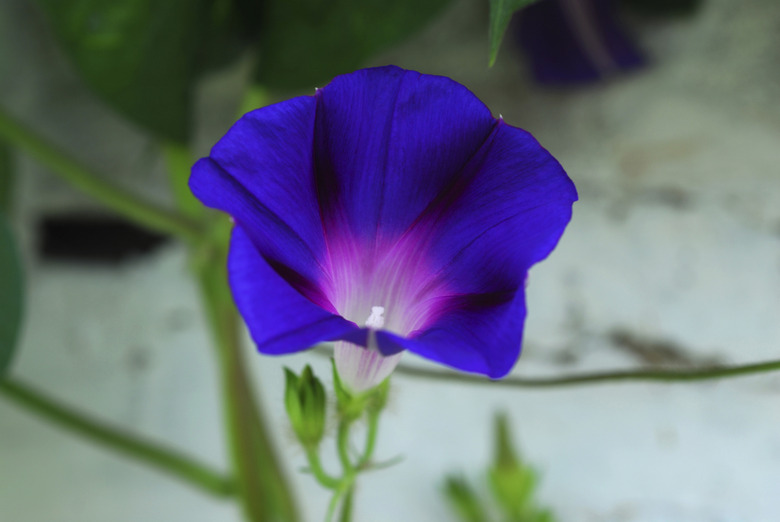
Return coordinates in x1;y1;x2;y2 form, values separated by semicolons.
304;447;341;490
393;358;780;388
325;477;356;522
172;82;299;521
161;142;203;219
0;107;201;243
0;378;234;497
323;418;357;522
356;411;380;470
336;418;355;474
324;397;387;522
194;231;300;522
338;486;355;522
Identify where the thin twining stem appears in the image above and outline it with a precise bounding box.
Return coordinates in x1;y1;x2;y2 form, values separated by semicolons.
0;378;234;497
392;358;780;388
356;410;380;470
195;247;300;522
304;447;341;490
0;108;201;242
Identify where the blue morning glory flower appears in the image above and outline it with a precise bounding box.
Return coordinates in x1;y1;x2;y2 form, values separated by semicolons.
190;66;576;388
517;0;645;85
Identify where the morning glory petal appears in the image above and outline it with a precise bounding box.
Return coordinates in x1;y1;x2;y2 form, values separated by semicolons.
228;225;365;354
377;289;526;378
313;65;496;242
190;96;326;287
191;65;578;380
417;120;577;296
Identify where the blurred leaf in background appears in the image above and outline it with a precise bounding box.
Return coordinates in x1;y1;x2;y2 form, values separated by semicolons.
444;475;489;522
32;0;215;143
255;0;453;90
0;212;23;379
488;413;554;522
444;413;555;522
0;143;12;214
31;0;458;143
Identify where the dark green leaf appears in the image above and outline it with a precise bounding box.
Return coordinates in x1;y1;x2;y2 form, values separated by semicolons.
256;0;454;90
488;0;539;66
197;0;261;75
0;143;13;214
33;0;213;142
0;214;23;378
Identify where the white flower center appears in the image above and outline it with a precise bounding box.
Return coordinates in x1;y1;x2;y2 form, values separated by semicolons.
333;305;402;393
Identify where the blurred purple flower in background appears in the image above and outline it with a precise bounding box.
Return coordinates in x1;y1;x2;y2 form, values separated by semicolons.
517;0;645;85
190;66;576;386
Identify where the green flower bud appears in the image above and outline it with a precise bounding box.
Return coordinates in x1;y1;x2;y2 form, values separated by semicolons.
488;413;537;519
284;365;326;448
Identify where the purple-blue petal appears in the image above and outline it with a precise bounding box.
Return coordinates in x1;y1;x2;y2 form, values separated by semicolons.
191;65;578;378
228;225;364;354
190;96;326;288
377;288;527;378
313;66;496;243
410;120;577;295
372;122;575;376
517;0;645;85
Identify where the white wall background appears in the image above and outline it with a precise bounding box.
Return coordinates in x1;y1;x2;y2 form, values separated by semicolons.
1;0;780;520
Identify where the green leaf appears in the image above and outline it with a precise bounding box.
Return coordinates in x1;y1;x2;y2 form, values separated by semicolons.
256;0;454;90
197;0;263;76
0;143;13;214
0;214;23;378
488;0;539;67
443;475;488;522
33;0;213;143
488;413;556;522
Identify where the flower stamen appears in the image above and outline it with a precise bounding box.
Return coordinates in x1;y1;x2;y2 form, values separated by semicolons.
364;306;385;329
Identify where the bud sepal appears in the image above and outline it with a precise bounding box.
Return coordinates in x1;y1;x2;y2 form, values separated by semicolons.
284;364;327;449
